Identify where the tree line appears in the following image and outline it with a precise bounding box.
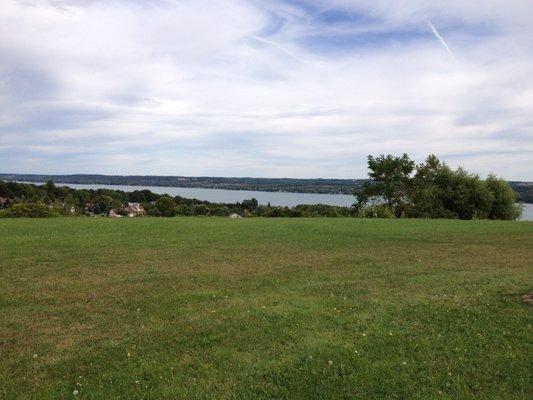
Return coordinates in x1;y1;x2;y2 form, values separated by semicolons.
0;173;363;194
3;172;531;201
0;154;524;219
0;180;352;218
354;154;522;220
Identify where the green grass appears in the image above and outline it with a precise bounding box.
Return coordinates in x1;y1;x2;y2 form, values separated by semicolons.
1;217;532;399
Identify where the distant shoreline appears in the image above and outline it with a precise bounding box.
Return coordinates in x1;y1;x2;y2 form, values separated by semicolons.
2;173;532;203
0;173;363;195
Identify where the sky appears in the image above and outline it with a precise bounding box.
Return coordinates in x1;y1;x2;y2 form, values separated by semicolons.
1;0;532;180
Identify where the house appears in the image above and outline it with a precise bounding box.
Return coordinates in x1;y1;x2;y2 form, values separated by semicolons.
108;209;122;218
126;202;145;216
228;213;242;219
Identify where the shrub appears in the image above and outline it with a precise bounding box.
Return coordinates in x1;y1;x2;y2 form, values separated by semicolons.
0;202;56;218
155;196;176;217
357;205;396;218
485;175;522;220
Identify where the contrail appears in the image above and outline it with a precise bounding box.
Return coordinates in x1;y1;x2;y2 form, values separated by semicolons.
425;19;455;59
249;35;306;64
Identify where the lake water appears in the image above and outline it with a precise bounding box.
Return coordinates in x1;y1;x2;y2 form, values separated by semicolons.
521;203;533;221
23;182;533;221
49;182;356;207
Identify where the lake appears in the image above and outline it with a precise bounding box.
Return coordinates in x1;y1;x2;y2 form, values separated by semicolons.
23;182;533;221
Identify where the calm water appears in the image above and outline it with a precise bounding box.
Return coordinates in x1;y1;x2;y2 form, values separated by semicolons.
23;182;533;221
49;182;356;207
521;203;533;221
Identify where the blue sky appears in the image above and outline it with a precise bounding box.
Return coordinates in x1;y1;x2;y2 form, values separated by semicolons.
1;0;532;179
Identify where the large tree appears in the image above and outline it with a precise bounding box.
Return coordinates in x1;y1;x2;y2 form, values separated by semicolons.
354;153;414;211
354;153;522;220
485;175;522;220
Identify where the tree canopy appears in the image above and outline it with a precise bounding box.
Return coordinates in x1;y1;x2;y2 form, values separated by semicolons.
355;154;522;220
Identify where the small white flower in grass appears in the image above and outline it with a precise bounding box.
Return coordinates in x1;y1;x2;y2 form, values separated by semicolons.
127;352;131;357
328;360;333;366
135;380;140;384
73;389;79;396
402;361;407;366
33;354;38;358
362;333;366;337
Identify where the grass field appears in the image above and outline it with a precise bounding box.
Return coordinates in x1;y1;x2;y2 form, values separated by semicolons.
1;217;532;399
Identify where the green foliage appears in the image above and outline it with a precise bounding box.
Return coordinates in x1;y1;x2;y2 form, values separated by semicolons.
116;207;129;217
0;202;56;218
155;196;177;217
486;175;522;220
0;172;522;220
356;154;522;220
357;204;396;218
211;206;230;216
241;198;258;211
193;204;211;216
359;153;414;209
94;195;114;214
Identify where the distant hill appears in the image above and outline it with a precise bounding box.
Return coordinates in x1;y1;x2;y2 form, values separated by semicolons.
509;181;533;203
0;173;364;195
1;174;531;202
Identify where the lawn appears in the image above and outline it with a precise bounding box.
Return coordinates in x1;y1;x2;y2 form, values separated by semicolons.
1;217;532;399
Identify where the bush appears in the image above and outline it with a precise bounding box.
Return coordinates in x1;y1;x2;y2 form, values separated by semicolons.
0;202;56;218
357;205;396;218
193;204;211;216
155;196;176;217
486;175;522;220
116;207;129;216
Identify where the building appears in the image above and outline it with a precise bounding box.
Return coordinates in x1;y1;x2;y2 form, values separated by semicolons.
126;202;145;217
108;209;122;218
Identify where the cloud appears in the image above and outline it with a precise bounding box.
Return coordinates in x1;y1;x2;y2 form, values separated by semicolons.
0;0;532;179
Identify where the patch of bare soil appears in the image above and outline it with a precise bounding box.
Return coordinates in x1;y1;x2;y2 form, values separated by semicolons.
522;293;533;304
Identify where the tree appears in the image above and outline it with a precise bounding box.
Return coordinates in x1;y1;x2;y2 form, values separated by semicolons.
354;154;414;213
436;168;493;219
410;155;450;218
485;175;522;220
94;195;114;214
354;153;520;220
155;196;176;217
43;180;57;200
0;202;55;218
193;204;210;216
241;198;258;211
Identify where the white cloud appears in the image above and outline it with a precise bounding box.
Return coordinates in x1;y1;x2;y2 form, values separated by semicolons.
0;0;532;179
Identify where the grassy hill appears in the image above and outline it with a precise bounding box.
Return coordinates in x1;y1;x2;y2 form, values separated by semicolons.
1;218;532;399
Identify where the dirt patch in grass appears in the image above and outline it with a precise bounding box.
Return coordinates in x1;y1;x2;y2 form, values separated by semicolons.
521;293;533;304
